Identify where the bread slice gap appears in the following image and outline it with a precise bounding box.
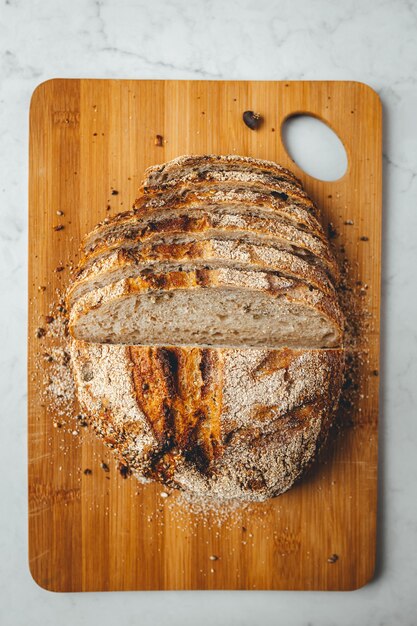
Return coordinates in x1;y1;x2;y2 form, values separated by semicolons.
69;268;343;349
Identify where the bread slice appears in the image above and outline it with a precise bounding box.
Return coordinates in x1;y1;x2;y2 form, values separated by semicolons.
142;154;303;190
138;178;315;214
70;340;344;501
135;188;323;236
85;192;324;253
67;237;335;305
141;176;312;213
141;167;307;197
68;267;344;348
80;209;339;281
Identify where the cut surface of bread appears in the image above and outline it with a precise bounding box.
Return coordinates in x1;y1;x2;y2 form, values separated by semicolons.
69;268;343;348
80;209;338;280
70;341;344;501
67;237;335;305
67;155;345;502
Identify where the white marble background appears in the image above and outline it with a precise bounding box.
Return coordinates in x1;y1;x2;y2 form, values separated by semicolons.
1;0;416;624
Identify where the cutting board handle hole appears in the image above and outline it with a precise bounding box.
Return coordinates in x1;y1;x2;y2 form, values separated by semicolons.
281;114;348;182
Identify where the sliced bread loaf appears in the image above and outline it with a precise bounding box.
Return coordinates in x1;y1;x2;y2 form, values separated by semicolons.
67;155;345;502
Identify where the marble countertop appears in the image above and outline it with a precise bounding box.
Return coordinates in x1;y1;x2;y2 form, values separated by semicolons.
1;0;417;624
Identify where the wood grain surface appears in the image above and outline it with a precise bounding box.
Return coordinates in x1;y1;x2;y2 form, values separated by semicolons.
28;79;382;591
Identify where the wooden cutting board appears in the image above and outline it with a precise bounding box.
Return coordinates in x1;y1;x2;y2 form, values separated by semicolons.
28;80;382;592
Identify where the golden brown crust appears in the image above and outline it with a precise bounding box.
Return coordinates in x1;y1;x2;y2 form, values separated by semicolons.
128;347;223;477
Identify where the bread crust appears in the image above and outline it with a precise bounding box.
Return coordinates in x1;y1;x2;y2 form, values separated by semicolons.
137;178;315;215
134;187;322;236
67;154;345;501
70;340;344;501
140;174;311;202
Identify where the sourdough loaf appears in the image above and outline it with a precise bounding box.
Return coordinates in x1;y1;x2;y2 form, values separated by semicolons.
67;154;345;502
70;340;344;501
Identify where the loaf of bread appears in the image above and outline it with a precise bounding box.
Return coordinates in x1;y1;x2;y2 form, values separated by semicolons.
68;154;345;502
